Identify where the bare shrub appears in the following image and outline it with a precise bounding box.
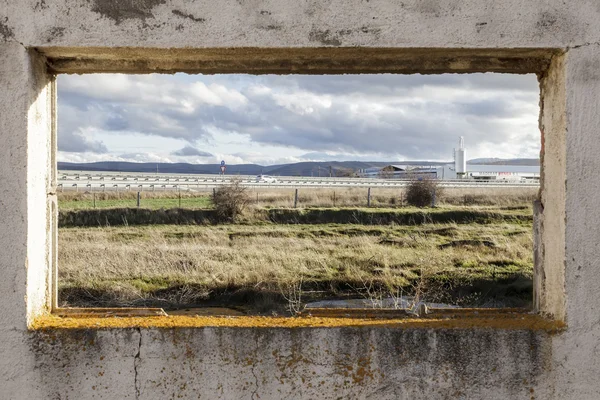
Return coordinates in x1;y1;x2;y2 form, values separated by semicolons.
212;179;251;222
278;278;304;316
378;166;395;179
357;276;385;308
405;178;441;208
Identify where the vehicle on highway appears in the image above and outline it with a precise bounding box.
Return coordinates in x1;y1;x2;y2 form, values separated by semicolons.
256;174;277;183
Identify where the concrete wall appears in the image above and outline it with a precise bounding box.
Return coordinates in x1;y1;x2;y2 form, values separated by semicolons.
2;1;600;398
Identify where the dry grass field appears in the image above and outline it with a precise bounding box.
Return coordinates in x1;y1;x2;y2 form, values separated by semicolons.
58;212;533;314
57;185;536;315
58;186;538;210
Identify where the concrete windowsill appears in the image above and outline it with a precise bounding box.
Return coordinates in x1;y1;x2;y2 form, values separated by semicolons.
32;308;565;332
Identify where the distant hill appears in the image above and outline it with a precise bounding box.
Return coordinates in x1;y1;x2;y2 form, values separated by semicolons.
57;162;265;175
58;158;540;176
57;161;397;176
468;158;539;166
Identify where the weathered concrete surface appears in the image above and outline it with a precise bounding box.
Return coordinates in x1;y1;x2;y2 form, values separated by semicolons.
0;0;600;49
537;53;566;321
2;0;600;399
553;43;600;399
0;43;53;399
31;327;553;400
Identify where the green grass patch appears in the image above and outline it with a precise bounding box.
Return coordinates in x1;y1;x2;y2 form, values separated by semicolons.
59;196;213;210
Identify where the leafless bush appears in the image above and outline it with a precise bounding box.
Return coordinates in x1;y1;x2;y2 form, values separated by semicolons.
212;179;251;222
378;167;395;179
278;278;304;315
405;178;441;207
357;276;385;308
386;284;406;309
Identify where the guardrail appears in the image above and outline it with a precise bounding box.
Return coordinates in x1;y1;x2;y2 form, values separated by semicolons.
57;173;540;191
58;171;540;184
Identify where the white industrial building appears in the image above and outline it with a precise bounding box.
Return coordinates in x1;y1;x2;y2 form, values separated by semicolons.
365;137;540;181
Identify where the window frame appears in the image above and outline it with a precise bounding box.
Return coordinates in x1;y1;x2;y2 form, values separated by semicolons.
39;46;566;323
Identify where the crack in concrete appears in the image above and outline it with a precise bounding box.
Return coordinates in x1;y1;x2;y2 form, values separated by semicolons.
250;362;259;399
172;9;205;23
134;328;142;399
250;334;259;400
568;41;600;50
2;37;27;50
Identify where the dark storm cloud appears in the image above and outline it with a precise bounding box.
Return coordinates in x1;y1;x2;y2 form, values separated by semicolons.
57;73;540;160
172;145;213;157
58;130;108;154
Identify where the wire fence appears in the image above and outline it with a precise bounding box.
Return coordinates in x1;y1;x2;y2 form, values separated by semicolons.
57;186;537;211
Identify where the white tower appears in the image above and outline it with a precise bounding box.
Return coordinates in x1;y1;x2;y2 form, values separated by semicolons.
454;136;467;175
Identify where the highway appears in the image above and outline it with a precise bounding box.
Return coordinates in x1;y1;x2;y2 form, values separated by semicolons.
57;171;540;191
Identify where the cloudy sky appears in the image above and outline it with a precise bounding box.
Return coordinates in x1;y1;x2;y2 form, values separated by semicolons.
57;73;541;166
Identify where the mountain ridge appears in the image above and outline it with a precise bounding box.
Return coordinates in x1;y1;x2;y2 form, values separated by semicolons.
58;158;539;176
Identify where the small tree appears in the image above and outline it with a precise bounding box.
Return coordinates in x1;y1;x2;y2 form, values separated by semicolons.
405;177;441;207
335;167;358;178
378;166;395;179
212;179;251;222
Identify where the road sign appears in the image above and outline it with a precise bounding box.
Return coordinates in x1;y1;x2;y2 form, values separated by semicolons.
220;165;226;174
220;160;225;166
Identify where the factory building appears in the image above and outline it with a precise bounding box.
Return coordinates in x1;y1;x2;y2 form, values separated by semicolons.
365;137;540;181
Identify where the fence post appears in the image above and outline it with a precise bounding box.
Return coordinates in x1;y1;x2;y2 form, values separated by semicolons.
93;192;96;208
294;188;298;208
179;188;181;208
367;187;371;207
137;191;141;208
431;188;436;207
333;191;336;207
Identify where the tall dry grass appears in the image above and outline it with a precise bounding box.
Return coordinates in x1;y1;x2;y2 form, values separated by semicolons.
58;221;533;312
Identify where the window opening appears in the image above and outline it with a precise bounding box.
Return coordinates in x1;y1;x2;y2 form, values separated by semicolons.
56;72;540;317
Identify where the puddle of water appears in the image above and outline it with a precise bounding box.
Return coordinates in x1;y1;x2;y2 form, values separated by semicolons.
304;297;459;309
168;307;245;316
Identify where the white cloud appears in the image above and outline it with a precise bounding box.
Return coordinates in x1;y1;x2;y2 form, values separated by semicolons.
57;73;541;164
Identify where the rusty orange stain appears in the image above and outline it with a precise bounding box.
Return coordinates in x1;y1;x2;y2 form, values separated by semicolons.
31;310;565;332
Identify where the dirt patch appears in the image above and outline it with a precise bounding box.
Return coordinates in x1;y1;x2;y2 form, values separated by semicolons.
439;239;496;249
378;238;421;248
424;226;459;237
